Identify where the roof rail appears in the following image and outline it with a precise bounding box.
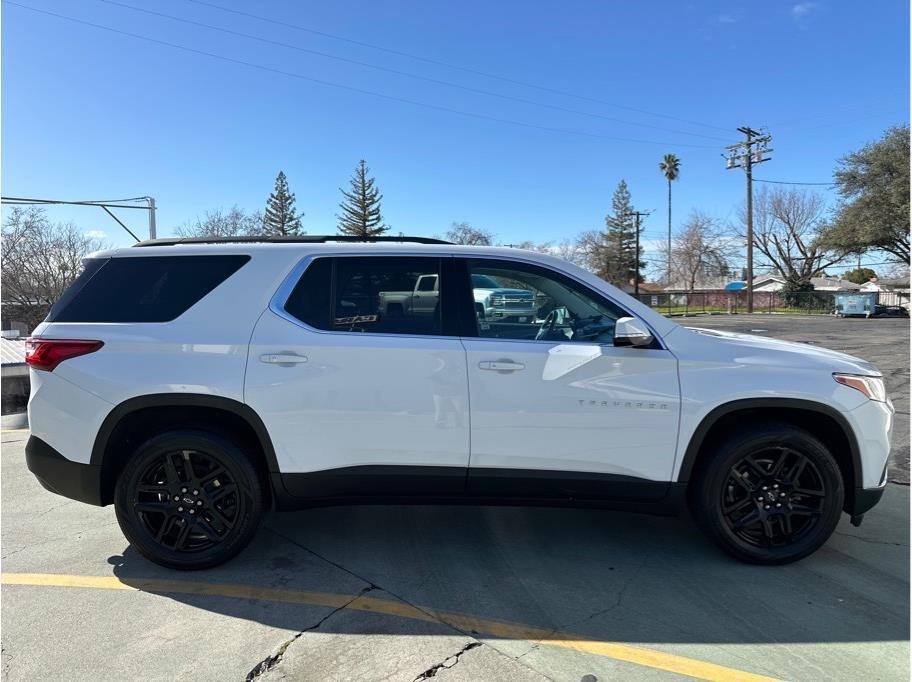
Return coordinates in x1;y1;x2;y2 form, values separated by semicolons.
133;235;453;247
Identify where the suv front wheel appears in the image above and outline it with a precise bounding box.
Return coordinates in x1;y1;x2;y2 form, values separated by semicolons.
114;430;264;570
691;423;844;565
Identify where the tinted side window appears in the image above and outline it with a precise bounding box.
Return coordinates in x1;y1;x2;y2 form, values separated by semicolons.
284;257;444;336
284;257;332;330
47;255;250;323
465;259;626;343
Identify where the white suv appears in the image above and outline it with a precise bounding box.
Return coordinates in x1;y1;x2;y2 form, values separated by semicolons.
25;236;894;569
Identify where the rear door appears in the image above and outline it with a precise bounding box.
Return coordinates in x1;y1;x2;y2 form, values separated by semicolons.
245;255;470;499
457;257;681;500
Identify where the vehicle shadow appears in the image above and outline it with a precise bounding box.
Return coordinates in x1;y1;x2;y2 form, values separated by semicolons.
108;491;911;649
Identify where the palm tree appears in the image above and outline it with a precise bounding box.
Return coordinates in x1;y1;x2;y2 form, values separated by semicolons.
658;154;681;286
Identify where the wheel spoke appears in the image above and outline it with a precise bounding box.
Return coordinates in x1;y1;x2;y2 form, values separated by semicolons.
785;457;807;482
731;509;761;530
135;501;170;514
172;519;193;550
728;471;754;493
780;512;794;536
209;505;235;531
792;486;825;497
136;484;169;496
743;455;769;478
155;514;179;542
162;453;182;485
209;483;237;503
770;449;790;477
194;516;222;541
723;497;753;514
789;503;822;517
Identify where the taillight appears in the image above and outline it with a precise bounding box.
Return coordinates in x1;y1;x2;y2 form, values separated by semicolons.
25;338;104;371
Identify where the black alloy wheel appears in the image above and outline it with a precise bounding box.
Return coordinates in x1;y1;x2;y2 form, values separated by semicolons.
115;430;264;570
721;447;826;548
691;422;844;565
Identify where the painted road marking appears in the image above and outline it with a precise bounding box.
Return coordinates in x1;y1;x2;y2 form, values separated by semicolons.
1;428;29;433
2;572;778;682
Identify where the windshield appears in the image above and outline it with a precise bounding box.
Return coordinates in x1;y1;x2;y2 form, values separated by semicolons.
471;274;502;289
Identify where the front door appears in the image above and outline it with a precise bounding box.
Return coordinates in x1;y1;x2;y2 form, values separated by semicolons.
245;255;470;499
459;258;681;500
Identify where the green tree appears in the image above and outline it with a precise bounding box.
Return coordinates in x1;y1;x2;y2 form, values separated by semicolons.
337;160;388;237
658;153;681;284
263;171;303;236
843;267;877;284
818;125;910;263
598;180;643;287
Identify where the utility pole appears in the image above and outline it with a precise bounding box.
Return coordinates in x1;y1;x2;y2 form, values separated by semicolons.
724;127;772;313
626;209;652;297
148;197;157;239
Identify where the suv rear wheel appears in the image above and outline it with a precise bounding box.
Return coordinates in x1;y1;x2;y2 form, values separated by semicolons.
114;430;264;570
691;423;844;565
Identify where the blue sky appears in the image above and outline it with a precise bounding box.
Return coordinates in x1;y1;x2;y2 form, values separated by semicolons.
2;0;908;272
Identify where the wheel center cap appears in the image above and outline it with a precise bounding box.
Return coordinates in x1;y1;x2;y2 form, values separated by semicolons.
181;496;195;506
765;490;778;503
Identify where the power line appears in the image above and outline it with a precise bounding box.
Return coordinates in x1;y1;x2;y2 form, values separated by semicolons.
99;0;728;143
754;179;835;186
183;0;732;135
6;2;722;150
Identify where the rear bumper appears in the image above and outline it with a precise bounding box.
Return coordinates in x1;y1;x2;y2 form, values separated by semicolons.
26;436;104;506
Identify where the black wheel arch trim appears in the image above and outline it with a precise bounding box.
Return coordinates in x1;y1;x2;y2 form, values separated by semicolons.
90;393;280;473
676;397;862;507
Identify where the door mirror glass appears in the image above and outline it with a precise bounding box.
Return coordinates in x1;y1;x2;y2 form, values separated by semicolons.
613;316;654;347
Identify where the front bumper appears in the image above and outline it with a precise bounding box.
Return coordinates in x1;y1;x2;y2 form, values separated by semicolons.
26;436;104;506
850;484;886;517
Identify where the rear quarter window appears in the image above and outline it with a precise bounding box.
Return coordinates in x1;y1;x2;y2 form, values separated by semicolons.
46;255;251;323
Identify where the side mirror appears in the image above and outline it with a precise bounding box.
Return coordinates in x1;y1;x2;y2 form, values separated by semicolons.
613;316;654;347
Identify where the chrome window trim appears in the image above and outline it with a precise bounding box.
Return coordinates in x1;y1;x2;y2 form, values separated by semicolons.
267;251;667;350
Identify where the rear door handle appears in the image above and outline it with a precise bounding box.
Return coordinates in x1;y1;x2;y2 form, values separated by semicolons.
260;353;308;365
478;360;525;372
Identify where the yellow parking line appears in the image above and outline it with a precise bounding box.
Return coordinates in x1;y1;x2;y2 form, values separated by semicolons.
0;428;29;433
2;572;777;681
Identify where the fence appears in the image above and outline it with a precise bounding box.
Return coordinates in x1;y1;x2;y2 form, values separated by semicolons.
635;290;911;317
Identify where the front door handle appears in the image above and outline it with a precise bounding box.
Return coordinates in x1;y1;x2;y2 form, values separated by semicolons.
478;360;525;372
260;353;308;365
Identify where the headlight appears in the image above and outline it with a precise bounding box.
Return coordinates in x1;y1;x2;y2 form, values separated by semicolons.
833;373;887;402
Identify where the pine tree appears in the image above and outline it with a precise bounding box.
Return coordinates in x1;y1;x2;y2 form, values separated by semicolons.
337;160;388;237
600;180;644;287
263;171;303;236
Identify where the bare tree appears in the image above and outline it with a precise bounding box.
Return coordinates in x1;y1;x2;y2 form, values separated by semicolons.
1;206;105;331
510;239;554;253
662;211;734;292
176;206;264;238
736;187;844;286
443;221;494;245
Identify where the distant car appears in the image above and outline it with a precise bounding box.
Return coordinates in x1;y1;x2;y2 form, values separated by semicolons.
25;236;893;569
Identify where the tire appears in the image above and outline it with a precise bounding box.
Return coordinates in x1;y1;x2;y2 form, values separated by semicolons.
114;429;265;570
690;422;844;565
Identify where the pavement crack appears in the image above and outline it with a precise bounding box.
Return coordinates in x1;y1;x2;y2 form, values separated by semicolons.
411;641;481;680
833;530;908;547
244;584;374;681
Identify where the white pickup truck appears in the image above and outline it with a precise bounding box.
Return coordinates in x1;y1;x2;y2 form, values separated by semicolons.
471;273;537;322
377;273;440;317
